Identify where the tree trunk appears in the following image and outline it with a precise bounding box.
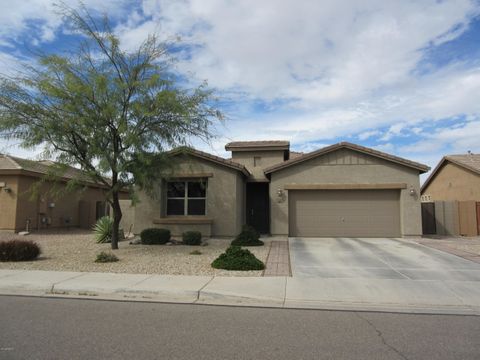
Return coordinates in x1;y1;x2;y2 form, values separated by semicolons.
111;191;123;250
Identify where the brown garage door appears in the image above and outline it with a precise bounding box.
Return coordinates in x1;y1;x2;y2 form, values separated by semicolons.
289;190;401;237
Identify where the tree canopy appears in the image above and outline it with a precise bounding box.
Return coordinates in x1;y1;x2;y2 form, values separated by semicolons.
0;4;222;249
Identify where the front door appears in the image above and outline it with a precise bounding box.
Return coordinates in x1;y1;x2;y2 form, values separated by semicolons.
246;183;270;234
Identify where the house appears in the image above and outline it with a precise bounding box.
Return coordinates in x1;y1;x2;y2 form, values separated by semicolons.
421;153;480;236
0;154;115;233
125;141;429;238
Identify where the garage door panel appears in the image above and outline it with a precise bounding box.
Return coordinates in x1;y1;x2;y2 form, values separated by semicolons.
289;190;400;237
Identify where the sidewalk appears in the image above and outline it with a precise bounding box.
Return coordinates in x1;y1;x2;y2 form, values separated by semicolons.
1;269;480;315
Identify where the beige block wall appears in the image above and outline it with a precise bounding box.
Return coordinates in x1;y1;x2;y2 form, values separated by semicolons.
422;163;480;201
132;155;245;237
231;150;285;180
0;175;20;231
269;149;423;236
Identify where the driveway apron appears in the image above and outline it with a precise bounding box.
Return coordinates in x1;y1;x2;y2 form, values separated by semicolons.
289;237;480;281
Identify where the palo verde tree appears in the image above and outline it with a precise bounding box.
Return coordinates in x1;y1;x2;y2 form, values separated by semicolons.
0;4;221;249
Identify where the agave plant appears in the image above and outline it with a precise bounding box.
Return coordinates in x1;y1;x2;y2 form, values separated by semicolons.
93;216;113;243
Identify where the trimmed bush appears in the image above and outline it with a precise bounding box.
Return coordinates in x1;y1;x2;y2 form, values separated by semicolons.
0;240;41;262
92;216;125;243
182;231;202;245
140;228;171;245
211;246;265;271
95;251;119;263
231;225;264;247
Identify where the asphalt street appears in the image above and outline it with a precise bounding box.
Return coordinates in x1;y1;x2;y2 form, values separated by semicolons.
1;295;479;360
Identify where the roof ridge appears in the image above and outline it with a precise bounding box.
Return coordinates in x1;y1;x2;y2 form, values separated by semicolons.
265;141;430;174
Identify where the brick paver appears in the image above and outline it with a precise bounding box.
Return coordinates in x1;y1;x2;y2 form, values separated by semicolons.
417;237;480;264
264;241;291;276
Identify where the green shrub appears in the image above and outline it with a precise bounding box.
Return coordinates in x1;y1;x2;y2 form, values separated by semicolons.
190;250;202;255
182;231;202;245
140;228;171;245
231;225;264;247
0;240;41;262
92;217;125;243
211;246;265;271
95;251;119;263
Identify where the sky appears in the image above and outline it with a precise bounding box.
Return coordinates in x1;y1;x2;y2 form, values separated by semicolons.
1;0;480;181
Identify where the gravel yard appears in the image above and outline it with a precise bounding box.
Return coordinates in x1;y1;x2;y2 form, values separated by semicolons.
0;230;270;277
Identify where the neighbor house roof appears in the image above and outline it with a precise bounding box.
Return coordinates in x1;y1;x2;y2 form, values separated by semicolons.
168;147;250;176
0;154;110;188
264;142;430;174
225;140;290;151
421;154;480;193
289;151;304;159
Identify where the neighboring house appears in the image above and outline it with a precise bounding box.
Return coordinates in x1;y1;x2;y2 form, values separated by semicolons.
0;154;115;232
421;153;480;236
125;141;429;238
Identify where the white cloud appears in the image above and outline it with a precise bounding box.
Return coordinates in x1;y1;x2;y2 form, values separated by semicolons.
0;0;131;46
2;0;480;172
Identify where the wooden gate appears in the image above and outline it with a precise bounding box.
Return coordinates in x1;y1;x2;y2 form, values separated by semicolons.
477;202;480;236
421;202;436;235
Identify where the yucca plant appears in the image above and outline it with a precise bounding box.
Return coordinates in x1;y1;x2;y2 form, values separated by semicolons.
93;216;113;243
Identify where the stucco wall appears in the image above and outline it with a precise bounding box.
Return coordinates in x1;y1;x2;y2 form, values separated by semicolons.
132;155;245;237
231;150;285;180
14;176;108;232
422;163;480;201
269;149;423;237
0;175;20;231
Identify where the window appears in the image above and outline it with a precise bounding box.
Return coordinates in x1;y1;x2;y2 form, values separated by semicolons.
166;180;207;216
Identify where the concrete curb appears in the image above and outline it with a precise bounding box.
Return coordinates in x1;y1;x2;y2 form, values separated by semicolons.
1;269;480;315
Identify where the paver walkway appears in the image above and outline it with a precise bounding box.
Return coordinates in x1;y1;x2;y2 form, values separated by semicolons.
416;237;480;264
264;241;291;276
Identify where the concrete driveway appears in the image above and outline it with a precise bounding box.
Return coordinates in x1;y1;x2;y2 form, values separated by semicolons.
289;237;480;281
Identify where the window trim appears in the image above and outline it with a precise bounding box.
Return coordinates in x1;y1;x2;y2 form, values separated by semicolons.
166;180;207;216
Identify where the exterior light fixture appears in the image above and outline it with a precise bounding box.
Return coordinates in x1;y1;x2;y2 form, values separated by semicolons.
409;186;416;196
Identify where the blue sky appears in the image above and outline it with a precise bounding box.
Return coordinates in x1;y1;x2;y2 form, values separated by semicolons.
1;0;480;181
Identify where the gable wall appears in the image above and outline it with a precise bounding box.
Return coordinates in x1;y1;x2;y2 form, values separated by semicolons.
132;155;245;237
269;149;422;236
422;162;480;201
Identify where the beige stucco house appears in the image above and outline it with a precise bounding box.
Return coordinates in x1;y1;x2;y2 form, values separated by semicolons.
421;154;480;236
124;141;429;238
421;154;480;201
0;154;114;232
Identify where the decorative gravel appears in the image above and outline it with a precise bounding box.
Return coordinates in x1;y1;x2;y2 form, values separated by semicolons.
0;230;270;277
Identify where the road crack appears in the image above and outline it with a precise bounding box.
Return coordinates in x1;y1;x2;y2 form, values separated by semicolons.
355;312;410;360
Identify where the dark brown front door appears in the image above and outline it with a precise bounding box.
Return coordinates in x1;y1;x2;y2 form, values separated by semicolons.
246;183;270;234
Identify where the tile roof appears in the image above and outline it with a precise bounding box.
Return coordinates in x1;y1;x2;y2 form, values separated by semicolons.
168;147;250;176
289;151;304;159
447;154;480;174
225;140;290;151
421;153;480;192
0;154;103;185
264;141;430;174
